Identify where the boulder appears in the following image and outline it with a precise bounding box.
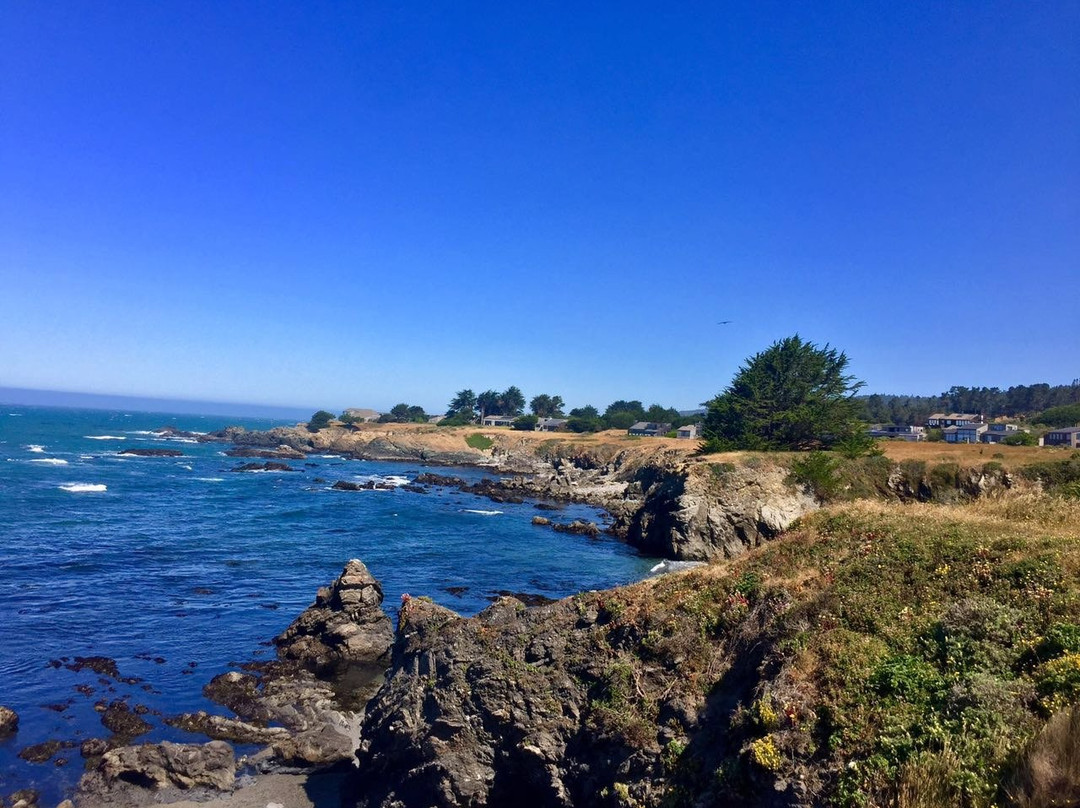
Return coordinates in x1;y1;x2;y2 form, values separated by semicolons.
0;705;17;735
79;741;235;795
274;560;394;675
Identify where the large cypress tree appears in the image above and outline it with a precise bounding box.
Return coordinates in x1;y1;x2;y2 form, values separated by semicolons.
701;335;864;452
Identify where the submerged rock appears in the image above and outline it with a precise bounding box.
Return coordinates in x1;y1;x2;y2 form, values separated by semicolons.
17;740;75;764
0;705;17;735
274;559;394;675
230;461;295;473
100;701;152;741
224;446;306;460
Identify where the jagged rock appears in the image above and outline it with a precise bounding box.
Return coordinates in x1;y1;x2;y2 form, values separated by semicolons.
622;461;818;560
3;789;38;808
165;712;291;746
224;446;306;460
202;672;267;724
80;738;109;758
531;516;551;526
552;520;600;537
100;701;151;741
118;448;183;457
78;741;235;796
230;461;295;473
0;705;17;735
17;740;75;763
332;480;396;491
274;560;394;676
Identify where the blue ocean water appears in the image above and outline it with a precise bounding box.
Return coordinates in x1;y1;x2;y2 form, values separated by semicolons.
0;406;659;800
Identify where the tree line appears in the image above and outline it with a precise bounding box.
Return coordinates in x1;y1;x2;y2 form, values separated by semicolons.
858;382;1080;426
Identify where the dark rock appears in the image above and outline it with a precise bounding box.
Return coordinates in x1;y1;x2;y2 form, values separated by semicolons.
531;516;552;526
0;705;18;735
165;712;290;746
101;701;152;741
77;741;235;796
80;738;109;758
224;446;306;460
535;501;565;511
331;479;398;491
64;656;120;679
18;740;75;763
4;789;39;808
552;519;601;537
491;590;557;607
119;448;184;457
443;586;469;597
230;461;295;473
203;672;266;724
274;559;394;676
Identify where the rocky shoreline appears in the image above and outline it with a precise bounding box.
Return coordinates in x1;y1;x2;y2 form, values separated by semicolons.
4;425;1023;808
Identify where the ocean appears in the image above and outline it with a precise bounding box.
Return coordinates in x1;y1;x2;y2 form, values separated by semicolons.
0;405;660;801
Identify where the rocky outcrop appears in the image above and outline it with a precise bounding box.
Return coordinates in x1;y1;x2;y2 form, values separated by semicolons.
274;560;395;675
223;446;306;460
77;741;235;800
229;461;295;473
620;462;818;560
0;705;17;735
346;583;724;808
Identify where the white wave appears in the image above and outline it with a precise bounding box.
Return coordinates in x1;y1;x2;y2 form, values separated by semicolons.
59;483;107;493
8;413;23;416
27;445;45;453
30;458;68;465
461;508;502;516
319;454;342;459
178;464;193;471
84;435;126;441
126;430;163;436
196;477;225;483
353;474;410;488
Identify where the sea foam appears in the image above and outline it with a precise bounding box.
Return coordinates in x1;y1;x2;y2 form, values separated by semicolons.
461;508;503;516
59;483;107;493
27;445;45;453
30;458;68;465
85;435;126;440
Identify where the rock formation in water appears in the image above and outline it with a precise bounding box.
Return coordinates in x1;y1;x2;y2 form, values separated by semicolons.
0;705;17;735
274;559;395;675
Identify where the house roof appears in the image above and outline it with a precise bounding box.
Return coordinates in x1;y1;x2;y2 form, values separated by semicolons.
1048;427;1080;434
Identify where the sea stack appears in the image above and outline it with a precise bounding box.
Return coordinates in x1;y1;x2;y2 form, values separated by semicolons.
274;559;395;675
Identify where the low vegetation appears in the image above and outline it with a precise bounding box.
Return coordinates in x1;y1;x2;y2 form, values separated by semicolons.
578;493;1080;807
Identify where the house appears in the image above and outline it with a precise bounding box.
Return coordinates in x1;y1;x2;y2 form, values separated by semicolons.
944;423;988;443
481;414;517;427
536;418;568;432
428;415;447;424
981;423;1020;444
867;425;926;442
1043;427;1080;449
342;408;381;422
628;421;672;437
926;413;982;428
676;423;701;440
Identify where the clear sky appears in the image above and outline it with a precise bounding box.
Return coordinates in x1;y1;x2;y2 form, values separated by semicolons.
2;2;1077;415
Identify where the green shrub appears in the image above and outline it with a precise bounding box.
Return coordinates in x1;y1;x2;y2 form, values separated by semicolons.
512;415;538;431
789;451;841;500
465;433;493;450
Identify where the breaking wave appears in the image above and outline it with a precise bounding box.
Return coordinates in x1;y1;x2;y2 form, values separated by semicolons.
58;483;107;493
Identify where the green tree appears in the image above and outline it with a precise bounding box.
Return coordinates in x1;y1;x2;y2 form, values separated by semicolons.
530;394;565;417
1037;404;1080;428
644;403;680;424
447;389;477;419
512;414;538;431
477;390;500;421
569;405;600;419
602;399;645;429
307;410;335;432
701;335;864;452
500;386;526;416
379;403;428;423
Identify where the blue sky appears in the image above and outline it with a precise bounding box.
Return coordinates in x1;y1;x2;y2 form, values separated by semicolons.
2;2;1076;414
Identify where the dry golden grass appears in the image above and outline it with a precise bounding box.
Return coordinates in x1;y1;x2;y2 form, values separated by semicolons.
880;440;1059;468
